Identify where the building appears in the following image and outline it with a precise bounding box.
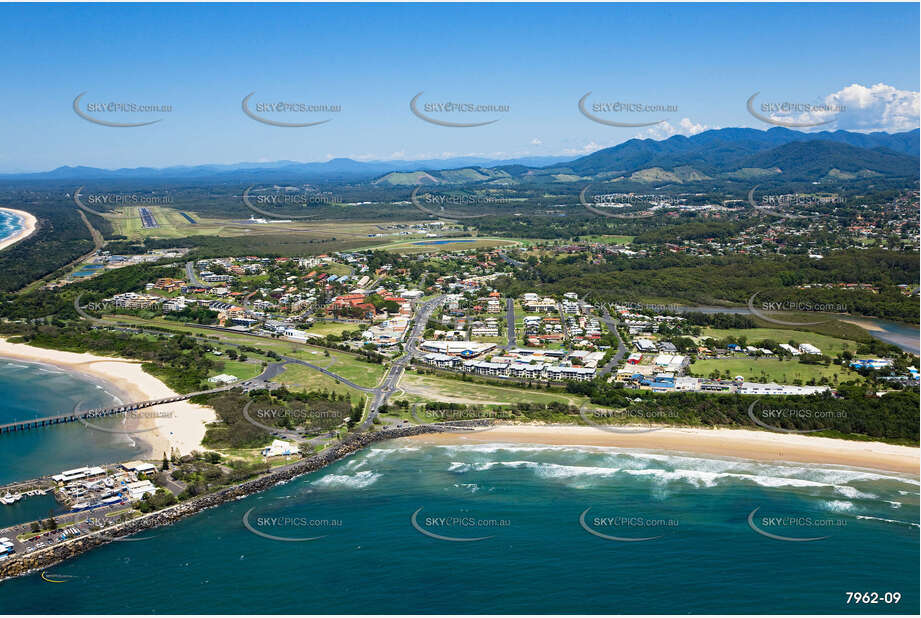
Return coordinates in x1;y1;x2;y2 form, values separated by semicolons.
121;461;157;476
262;439;300;458
126;480;157;501
798;343;821;355
52;466;106;484
208;373;239;385
634;339;657;353
737;382;831;396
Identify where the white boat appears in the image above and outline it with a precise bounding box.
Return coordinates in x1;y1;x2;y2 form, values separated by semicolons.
0;492;22;505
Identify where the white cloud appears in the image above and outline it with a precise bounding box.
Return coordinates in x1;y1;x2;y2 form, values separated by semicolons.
561;141;603;156
530;137;543;145
765;83;919;132
635;117;711;140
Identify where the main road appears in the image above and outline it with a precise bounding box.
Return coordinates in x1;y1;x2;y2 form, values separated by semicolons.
361;294;444;429
504;298;516;349
595;302;627;376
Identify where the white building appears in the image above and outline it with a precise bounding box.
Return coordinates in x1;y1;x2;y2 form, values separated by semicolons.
262;439;300;458
208;374;239;385
738;382;830;396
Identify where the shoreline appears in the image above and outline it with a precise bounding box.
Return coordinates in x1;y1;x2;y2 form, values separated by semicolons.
404;424;920;476
0;338;215;458
0;423;457;582
0;207;38;252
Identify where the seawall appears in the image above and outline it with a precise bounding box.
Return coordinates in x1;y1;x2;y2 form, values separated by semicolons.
0;422;481;581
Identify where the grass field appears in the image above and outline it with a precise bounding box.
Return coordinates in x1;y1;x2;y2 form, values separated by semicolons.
103;315;385;389
306;321;359;337
275;363;366;403
107;207;437;243
690;357;855;384
583;234;635;244
206;356;264;381
398;371;596;407
363;237;520;254
699;327;860;357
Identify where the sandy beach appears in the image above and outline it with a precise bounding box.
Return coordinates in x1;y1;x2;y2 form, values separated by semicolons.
0;208;38;251
840;318;887;333
406;424;920;475
0;338;215;458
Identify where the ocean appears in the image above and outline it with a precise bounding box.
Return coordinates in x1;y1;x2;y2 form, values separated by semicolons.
0;209;25;243
0;359;146;488
1;440;917;614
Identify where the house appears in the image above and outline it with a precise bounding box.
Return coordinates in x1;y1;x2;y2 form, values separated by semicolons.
262;439;300;458
126;480;157;501
798;343;821;355
208;373;239;385
634;339;657;352
121;461;157;476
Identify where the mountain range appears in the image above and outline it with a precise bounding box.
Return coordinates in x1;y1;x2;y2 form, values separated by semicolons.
1;127;917;186
372;127;920;186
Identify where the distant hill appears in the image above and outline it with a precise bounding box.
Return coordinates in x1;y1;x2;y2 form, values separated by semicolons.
373;127;919;186
0;155;575;181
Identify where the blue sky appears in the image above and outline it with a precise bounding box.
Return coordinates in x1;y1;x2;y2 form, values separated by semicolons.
0;2;918;171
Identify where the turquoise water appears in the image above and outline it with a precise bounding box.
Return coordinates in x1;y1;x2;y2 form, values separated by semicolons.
0;209;25;243
1;440;917;613
0;359;145;486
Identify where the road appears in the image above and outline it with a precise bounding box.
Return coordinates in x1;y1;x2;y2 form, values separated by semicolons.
185;261;211;288
362;295;444;429
504;298;516;349
596;302;627;376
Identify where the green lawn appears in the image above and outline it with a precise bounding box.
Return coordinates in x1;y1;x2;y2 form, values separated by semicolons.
690;357;855;384
207;356;263;380
307;321;359;337
699;327;860;357
398;371;595;407
583;234;635;244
